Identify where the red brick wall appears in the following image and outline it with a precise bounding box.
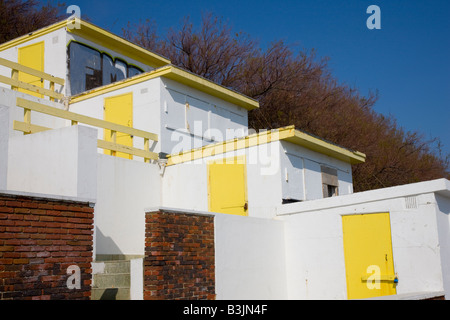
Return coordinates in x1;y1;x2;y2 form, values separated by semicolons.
0;193;94;300
144;210;215;300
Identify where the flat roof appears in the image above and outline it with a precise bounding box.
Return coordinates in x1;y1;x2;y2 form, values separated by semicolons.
280;127;367;165
276;178;450;216
0;18;170;68
70;64;260;111
166;125;366;166
1;18;258;110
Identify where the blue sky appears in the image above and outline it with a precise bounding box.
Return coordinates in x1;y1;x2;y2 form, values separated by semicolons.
62;0;449;157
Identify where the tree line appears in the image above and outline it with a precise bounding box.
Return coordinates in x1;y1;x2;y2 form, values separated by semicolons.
1;1;448;192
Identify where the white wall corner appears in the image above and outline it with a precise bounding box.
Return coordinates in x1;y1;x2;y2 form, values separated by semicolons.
76;125;98;200
0;104;10;190
130;258;144;300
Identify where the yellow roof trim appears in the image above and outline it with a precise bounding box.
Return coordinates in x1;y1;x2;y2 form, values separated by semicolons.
162;66;259;111
69;65;171;103
281;130;366;165
0;18;170;68
166;125;366;166
0;20;67;51
68;19;170;68
167;126;293;166
70;65;260;111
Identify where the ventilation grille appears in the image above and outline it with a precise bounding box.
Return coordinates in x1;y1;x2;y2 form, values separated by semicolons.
405;196;418;209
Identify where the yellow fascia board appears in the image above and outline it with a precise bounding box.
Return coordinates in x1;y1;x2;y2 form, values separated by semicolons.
166;125;366;166
0;18;170;68
70;66;172;103
68;19;170;68
162;66;259;111
0;20;67;52
281;130;366;164
167;126;294;166
69;65;260;111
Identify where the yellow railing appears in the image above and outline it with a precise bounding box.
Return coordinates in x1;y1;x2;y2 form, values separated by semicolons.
0;57;65;101
14;97;159;162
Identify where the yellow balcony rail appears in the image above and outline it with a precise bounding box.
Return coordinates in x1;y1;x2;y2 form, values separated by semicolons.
0;57;65;101
14;97;159;162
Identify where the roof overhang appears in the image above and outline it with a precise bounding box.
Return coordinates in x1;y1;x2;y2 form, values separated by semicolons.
280;126;366;165
0;20;67;51
167;125;366;166
67;19;170;68
0;18;170;68
70;64;260;111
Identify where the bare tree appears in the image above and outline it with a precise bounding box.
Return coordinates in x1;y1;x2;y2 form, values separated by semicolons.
0;0;65;44
123;12;450;191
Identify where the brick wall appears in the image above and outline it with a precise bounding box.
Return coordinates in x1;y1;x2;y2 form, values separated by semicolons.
144;210;215;300
0;192;94;300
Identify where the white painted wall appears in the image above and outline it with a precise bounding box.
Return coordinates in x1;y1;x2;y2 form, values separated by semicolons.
435;192;450;298
1;85;163;258
0;104;10;190
277;179;450;299
1;87;68;135
68;77;162;156
161;143;282;219
0;27;67;96
0;28;67;100
279;141;353;202
130;258;144;300
68;74;251;160
162;139;355;219
94;154;161;257
7;124;97;199
0;25;157;97
214;213;287;299
160;78;248;155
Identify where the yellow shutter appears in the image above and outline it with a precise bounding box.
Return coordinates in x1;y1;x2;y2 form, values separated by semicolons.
104;92;133;159
18;41;44;98
342;213;397;299
208;156;248;216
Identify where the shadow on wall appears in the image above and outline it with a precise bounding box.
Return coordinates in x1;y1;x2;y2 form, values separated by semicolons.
95;226;124;260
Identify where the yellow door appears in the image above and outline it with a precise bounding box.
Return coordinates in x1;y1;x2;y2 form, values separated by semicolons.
104;93;133;159
18;41;44;98
342;213;397;299
208;156;248;216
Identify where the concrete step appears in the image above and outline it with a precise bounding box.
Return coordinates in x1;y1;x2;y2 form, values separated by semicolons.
92;260;131;300
93;273;130;289
102;260;130;274
92;287;130;300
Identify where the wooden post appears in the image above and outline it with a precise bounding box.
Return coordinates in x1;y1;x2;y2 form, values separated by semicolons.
144;138;150;163
23;108;31;135
11;69;18;91
49;81;55;102
110;130;117;156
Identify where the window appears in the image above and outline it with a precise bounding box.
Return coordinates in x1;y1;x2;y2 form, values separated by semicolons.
326;185;338;197
321;166;338;198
